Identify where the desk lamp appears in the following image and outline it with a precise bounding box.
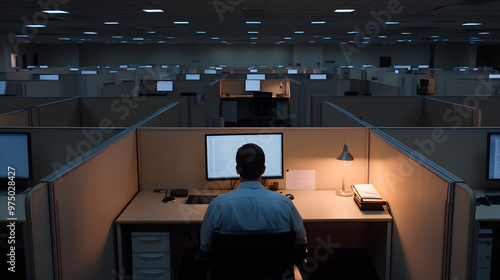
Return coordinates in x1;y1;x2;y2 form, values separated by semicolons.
336;140;354;196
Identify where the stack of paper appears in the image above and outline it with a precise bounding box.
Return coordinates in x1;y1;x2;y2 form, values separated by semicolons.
351;184;386;211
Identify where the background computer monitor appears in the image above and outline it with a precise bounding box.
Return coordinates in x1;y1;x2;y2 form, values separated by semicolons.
39;74;59;80
287;69;298;74
157;81;173;92
186;74;200;80
245;80;260;91
204;69;216;74
0;133;32;182
310;74;327;80
247;74;266;80
488;133;500;179
0;81;6;95
205;133;283;180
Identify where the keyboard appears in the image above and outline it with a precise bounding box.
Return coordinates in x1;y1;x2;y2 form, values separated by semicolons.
185;194;218;204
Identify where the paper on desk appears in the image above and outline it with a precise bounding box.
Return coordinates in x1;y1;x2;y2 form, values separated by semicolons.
286;170;315;189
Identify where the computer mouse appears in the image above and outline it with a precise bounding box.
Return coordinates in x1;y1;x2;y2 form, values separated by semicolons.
285;194;294;200
162;196;176;203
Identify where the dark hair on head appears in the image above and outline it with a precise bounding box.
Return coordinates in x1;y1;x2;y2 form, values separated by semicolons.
236;143;265;180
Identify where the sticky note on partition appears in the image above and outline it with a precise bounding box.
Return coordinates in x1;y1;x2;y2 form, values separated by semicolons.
286;170;315;189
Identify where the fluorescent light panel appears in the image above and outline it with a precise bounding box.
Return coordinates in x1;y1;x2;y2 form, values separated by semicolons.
334;9;355;13
143;9;164;13
246;21;261;24
43;10;69;14
174;21;189;24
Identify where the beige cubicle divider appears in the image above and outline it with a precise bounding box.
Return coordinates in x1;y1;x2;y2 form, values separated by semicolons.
101;80;137;97
320;101;371;127
137;127;369;191
204;79;221;126
432;96;500;127
32;98;81;127
310;96;424;127
79;97;190;127
368;81;400;96
78;73;118;97
0;97;69;114
368;130;461;279
46;129;139;280
0;110;30;126
139;102;182;127
21;80;62;97
381;128;500;191
26;183;55;280
288;78;305;127
219;79;288;96
423;98;481;127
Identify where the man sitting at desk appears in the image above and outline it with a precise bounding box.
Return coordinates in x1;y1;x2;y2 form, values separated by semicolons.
200;143;307;252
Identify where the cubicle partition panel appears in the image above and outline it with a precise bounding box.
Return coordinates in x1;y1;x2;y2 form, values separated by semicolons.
26;183;55;280
0;110;30;126
78;73;118;97
310;96;424;127
139;102;182;127
368;81;400;96
368;130;455;279
0;97;67;114
101;81;138;97
320;101;372;128
423;98;481;127
382;128;500;190
433;96;500;127
288;79;305;127
46;130;139;280
137;127;370;191
32;98;81;127
79;97;190;127
22;80;62;97
205;79;221;126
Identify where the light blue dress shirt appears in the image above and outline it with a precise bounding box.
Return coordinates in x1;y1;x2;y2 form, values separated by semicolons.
200;181;307;252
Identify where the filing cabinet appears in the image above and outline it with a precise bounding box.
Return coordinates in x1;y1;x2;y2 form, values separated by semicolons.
132;232;171;280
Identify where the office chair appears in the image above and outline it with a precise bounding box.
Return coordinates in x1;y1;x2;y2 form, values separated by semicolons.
249;91;274;126
210;229;297;280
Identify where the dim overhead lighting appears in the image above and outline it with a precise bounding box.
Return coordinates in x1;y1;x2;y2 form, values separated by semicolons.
401;32;412;35
385;21;399;25
104;22;119;25
347;31;358;34
246;21;261;24
311;21;326;24
26;24;46;28
42;10;69;14
295;31;304;34
378;35;387;38
250;37;258;40
59;37;70;40
83;31;98;35
173;21;189;24
211;37;219;40
248;31;259;34
111;36;123;39
133;37;144;41
146;31;156;34
284;37;292;40
197;31;206;34
463;22;482;26
323;37;332;40
142;9;164;13
309;41;316;43
334;9;355;13
479;32;490;35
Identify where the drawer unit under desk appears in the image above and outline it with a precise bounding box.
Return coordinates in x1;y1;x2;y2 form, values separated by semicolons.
132;232;171;280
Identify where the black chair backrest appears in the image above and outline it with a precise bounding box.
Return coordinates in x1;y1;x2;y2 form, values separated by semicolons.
250;91;273;116
211;229;296;280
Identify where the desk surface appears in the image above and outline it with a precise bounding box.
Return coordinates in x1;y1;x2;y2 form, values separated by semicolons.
474;189;500;222
116;189;392;224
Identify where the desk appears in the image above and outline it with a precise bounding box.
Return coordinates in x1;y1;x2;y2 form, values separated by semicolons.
116;189;392;280
220;96;289;124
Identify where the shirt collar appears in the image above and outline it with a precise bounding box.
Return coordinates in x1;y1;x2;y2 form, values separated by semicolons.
236;181;264;190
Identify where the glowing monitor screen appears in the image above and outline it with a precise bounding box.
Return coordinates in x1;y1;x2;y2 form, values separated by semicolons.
488;133;500;179
157;81;173;92
247;74;265;80
186;74;200;80
489;74;500;79
205;133;283;180
204;69;217;74
0;133;32;180
245;80;261;91
310;74;327;80
39;74;59;80
81;70;97;75
287;69;298;74
0;81;6;95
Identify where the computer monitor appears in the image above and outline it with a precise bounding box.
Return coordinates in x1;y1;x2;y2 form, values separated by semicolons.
0;81;6;95
310;74;327;80
204;69;217;74
39;74;59;80
186;74;200;80
487;133;500;179
205;133;283;180
245;80;260;91
246;74;266;80
0;133;32;182
157;81;173;92
287;69;298;74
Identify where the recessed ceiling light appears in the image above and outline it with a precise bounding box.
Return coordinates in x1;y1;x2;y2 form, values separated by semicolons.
42;10;69;14
146;31;156;34
463;22;482;26
334;9;355;13
59;38;70;40
121;41;128;43
197;31;206;34
430;35;440;38
378;35;387;38
104;22;119;25
295;31;304;34
250;37;258;40
479;32;490;35
142;9;164;13
133;38;144;41
248;31;259;34
309;41;316;43
211;37;219;40
311;21;326;24
158;41;165;43
111;36;123;39
401;32;412;35
83;31;98;35
347;31;358;34
385;21;399;25
284;37;292;40
26;24;46;28
251;42;257;44
16;35;29;38
323;37;332;40
174;21;189;24
246;21;261;24
166;36;176;39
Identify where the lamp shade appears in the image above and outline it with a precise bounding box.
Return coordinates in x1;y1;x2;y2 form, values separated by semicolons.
337;143;354;161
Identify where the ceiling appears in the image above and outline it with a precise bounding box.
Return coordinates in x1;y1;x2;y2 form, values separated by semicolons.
1;0;500;46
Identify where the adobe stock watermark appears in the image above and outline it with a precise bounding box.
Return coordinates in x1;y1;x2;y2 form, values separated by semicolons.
340;0;404;64
8;0;71;53
212;0;243;22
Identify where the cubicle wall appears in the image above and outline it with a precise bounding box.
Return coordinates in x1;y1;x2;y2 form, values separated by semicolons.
367;130;472;279
432;96;500;127
288;78;306;127
137;127;370;191
219;79;288;96
381;128;500;190
46;129;139;280
204;79;222;126
21;80;62;97
32;98;81;127
0;97;68;114
320;101;372;127
101;81;138;97
0;110;30;126
423;98;481;127
139;102;182;127
26;183;55;280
